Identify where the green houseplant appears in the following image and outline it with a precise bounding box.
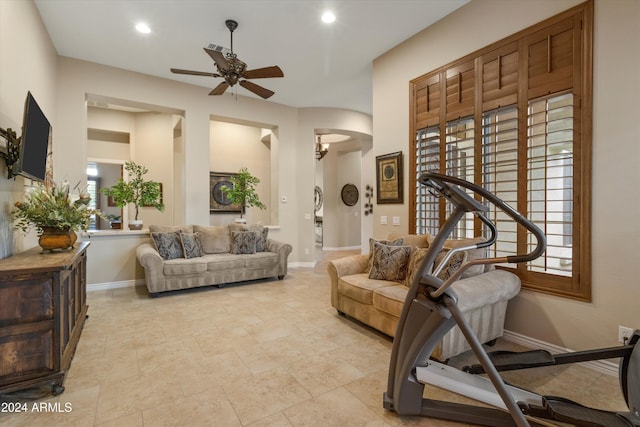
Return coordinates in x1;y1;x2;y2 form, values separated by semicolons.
11;181;102;251
220;167;266;221
100;161;164;230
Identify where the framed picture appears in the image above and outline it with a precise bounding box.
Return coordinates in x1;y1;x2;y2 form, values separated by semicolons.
209;172;242;213
376;151;403;204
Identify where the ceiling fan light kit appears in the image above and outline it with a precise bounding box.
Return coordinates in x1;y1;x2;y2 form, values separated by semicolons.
170;19;283;99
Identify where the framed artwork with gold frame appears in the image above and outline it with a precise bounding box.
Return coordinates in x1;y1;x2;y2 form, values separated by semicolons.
376;151;403;204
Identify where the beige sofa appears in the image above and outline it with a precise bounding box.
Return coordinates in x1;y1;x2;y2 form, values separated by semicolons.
137;224;292;296
328;233;521;361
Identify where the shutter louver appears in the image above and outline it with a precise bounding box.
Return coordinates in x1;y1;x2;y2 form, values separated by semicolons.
482;44;519;111
482;107;519;261
415;127;440;235
414;75;440;129
527;18;574;99
446;61;475;121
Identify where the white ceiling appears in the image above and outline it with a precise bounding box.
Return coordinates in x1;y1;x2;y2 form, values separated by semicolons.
34;0;468;115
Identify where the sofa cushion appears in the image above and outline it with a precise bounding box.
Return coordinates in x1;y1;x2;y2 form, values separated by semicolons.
149;224;193;234
194;225;231;254
163;257;207;275
373;284;408;317
231;230;257;254
203;253;247;270
245;252;278;269
368;243;412;281
338;273;397;305
150;232;184;260
367;237;404;272
179;232;205;259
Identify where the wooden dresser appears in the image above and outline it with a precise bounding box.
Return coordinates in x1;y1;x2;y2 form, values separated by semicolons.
0;242;89;397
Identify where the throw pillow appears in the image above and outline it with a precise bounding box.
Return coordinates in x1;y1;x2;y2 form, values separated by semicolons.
429;235;487;278
231;230;257;254
403;247;430;287
433;249;468;281
179;232;205;259
368;242;412;281
150;232;184;260
247;224;269;252
367;237;404;272
193;225;231;254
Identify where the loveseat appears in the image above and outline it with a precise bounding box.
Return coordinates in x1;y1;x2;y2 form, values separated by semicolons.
328;233;521;361
137;224;292;296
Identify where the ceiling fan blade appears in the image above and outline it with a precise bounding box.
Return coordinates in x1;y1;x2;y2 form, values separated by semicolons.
209;81;230;96
243;66;284;79
170;68;220;77
204;48;229;72
239;80;275;99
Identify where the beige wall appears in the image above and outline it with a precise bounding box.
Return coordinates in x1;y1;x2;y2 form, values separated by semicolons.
372;0;640;350
0;0;58;257
209;121;271;225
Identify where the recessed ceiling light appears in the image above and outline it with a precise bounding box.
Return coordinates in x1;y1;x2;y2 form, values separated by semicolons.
135;22;151;34
321;11;336;24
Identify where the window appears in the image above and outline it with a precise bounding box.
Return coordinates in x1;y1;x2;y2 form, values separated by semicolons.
410;1;592;300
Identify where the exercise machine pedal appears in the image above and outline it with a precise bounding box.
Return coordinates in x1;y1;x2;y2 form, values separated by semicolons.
463;350;555;374
521;396;637;427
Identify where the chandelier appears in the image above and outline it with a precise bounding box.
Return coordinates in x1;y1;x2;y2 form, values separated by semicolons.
315;135;329;160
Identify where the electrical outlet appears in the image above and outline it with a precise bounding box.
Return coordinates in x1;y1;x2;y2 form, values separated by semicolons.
618;326;633;344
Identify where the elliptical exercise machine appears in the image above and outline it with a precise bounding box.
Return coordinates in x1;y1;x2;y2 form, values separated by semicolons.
383;172;639;427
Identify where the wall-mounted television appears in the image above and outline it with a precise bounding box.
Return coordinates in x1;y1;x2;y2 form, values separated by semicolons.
12;91;51;182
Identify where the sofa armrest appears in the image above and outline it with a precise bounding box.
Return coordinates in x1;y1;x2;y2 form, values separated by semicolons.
451;269;521;312
266;239;293;278
327;254;369;309
136;243;166;293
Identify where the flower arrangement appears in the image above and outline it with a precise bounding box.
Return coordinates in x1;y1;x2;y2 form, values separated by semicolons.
11;181;102;234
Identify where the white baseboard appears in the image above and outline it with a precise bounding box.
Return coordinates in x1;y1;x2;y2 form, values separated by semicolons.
87;279;144;292
321;246;361;251
503;330;619;377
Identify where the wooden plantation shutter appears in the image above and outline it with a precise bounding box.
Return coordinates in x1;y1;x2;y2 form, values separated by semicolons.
409;1;592;301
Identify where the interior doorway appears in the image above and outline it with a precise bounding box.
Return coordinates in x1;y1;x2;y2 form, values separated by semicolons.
313;131;363;266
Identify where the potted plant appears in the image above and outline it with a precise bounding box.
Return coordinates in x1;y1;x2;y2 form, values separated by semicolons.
220;167;266;222
100;161;164;230
11;181;102;252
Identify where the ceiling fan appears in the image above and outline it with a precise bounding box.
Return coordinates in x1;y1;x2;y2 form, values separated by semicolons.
170;19;284;99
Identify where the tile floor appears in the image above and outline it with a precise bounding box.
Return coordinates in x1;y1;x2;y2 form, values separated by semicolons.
0;263;629;426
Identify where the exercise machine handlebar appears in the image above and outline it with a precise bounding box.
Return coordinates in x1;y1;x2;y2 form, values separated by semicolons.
418;172;546;265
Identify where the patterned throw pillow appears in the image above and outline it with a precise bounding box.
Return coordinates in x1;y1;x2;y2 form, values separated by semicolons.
403;247;430;287
367;238;404;272
433;249;468;281
247;225;269;252
231;230;257;254
368;242;412;281
150;232;184;260
179;232;205;259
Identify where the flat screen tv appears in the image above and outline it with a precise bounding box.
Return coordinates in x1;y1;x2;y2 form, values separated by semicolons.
13;91;51;182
